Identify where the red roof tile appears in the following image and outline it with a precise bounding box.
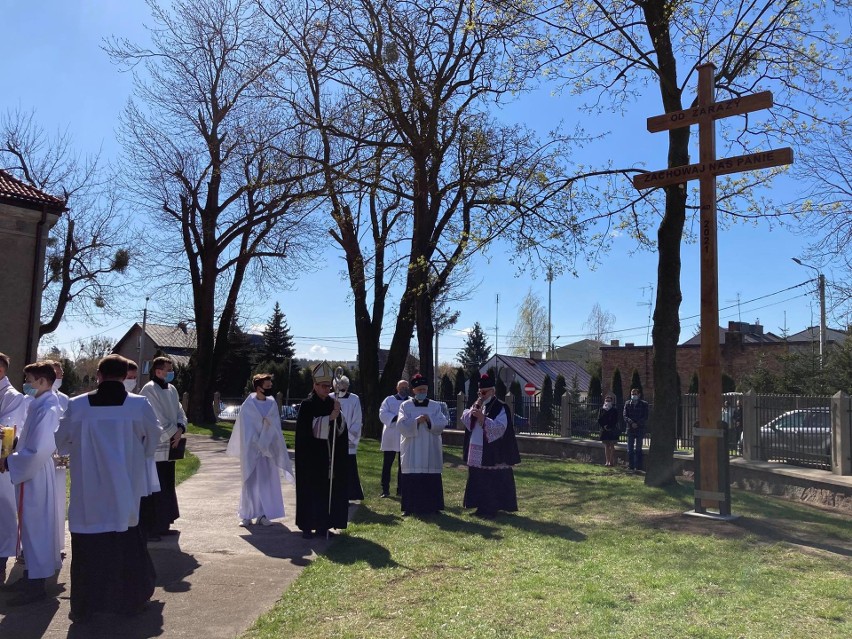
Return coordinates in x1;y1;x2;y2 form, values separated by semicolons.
0;169;66;211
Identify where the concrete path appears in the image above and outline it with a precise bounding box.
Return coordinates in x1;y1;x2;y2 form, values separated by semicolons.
0;433;332;639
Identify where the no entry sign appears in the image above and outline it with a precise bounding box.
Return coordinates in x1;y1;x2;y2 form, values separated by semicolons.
524;383;536;396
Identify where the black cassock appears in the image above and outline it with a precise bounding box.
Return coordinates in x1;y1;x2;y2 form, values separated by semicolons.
295;393;349;533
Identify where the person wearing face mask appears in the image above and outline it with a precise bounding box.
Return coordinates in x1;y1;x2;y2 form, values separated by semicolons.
0;361;62;606
461;373;520;519
49;361;71;561
597;393;620;467
0;352;29;585
397;374;447;516
124;360;140;394
226;374;294;527
50;361;70;414
378;380;409;498
334;376;364;502
55;354;161;622
139;356;187;541
623;387;649;473
295;361;349;539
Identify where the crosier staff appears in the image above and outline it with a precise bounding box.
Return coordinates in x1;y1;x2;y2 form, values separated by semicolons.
327;367;345;539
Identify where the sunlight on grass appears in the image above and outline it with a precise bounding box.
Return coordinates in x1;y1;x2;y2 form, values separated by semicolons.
236;438;851;639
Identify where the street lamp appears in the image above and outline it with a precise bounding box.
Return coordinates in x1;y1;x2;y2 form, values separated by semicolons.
792;258;827;368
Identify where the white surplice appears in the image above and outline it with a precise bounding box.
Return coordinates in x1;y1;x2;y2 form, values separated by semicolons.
6;391;61;579
226;394;294;521
0;377;29;559
53;389;70;557
379;393;407;452
140;381;187;461
55;394;161;534
338;392;363;454
397;399;447;474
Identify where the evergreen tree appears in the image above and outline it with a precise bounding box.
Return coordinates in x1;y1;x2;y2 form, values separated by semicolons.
554;374;567;403
539;375;554;431
495;375;507;399
262;302;295;363
457;322;492;376
454;367;466;398
509;380;524;420
630;369;643;397
611;368;624;408
688;371;699;394
216;314;255;396
588;373;602;400
440;374;454;401
721;372;736;393
569;374;581;404
467;371;480;406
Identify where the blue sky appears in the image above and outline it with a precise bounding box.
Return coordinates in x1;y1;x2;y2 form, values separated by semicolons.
1;1;830;366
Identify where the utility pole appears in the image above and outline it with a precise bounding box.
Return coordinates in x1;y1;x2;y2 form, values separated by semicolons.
792;258;827;368
547;266;553;359
136;296;149;388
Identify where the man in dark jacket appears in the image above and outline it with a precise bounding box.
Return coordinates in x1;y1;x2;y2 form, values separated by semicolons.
623;388;649;472
460;373;521;517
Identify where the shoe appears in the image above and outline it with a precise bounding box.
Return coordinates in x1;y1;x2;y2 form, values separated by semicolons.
147;534;162;542
238;519;252;527
302;530;314;539
317;529;336;538
0;578;27;592
7;582;47;607
474;509;496;519
380;492;390;498
257;515;273;527
69;609;93;624
401;511;411;517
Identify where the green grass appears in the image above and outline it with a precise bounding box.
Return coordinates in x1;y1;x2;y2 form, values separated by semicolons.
175;451;199;485
237;437;851;639
187;420;234;440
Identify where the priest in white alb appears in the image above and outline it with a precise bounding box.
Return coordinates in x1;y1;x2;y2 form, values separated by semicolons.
55;354;162;622
0;361;62;606
226;373;294;527
0;352;29;585
397;374;447;515
335;375;364;501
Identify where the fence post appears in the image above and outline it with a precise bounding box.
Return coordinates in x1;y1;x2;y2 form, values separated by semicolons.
275;391;283;416
212;391;220;420
741;389;757;461
560;393;571;437
831;391;851;476
456;392;466;429
181;392;189;415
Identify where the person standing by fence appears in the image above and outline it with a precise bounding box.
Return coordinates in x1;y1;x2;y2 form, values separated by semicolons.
598;393;619;467
623;388;649;473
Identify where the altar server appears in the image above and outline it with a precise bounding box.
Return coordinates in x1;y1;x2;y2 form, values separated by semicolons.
0;352;29;584
397;374;447;515
55;354;161;622
378;380;409;497
139;356;186;540
226;373;294;527
0;361;61;605
295;361;349;539
335;376;364;501
51;360;70;558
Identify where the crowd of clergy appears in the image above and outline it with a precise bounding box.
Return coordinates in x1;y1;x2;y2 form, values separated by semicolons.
0;349;521;621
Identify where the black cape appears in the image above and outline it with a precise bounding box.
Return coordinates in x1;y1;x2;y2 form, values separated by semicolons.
462;398;521;467
295;392;349;532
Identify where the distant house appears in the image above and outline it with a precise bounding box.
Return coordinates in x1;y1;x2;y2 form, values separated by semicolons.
112;323;200;373
480;353;592;396
550;338;607;368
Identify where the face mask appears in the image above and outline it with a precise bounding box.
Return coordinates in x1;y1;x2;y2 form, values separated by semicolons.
604;401;612;409
165;372;175;383
123;379;137;393
52;379;62;392
399;389;409;398
23;383;37;397
631;395;639;402
261;387;274;397
337;390;348;397
414;392;427;402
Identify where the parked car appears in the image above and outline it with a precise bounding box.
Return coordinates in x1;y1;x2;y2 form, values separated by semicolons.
741;408;831;463
217;401;298;426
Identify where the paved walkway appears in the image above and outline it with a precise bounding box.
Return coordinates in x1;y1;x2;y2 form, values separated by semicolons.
0;434;331;639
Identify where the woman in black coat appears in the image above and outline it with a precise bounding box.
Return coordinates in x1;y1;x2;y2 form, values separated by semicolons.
597;393;619;467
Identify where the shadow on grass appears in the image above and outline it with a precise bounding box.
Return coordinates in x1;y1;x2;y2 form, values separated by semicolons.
324;535;402;569
186;421;234;441
353;504;405;528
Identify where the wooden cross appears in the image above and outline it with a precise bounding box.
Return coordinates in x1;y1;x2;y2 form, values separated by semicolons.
634;63;793;518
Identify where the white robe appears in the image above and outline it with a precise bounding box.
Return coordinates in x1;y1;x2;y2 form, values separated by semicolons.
397;399;447;475
226;394;294;521
6;392;61;579
53;390;70;557
0;377;30;559
55;394;161;534
140;381;187;462
338;392;363;454
379;393;407;452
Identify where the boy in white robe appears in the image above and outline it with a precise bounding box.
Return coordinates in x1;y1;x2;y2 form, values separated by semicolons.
55;354;162;622
336;376;364;501
0;352;29;584
397;374;447;515
378;380;409;497
0;361;61;606
51;360;70;560
226;374;294;527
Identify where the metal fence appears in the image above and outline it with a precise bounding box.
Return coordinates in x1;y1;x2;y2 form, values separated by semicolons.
750;394;833;470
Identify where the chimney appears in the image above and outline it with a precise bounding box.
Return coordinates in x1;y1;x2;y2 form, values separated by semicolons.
610;339;620;347
625;342;634;348
529;350;542;360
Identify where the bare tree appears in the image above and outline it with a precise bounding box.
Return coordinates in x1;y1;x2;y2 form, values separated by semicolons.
523;0;851;486
264;0;603;421
0;107;133;339
508;288;550;356
583;303;616;342
106;0;324;422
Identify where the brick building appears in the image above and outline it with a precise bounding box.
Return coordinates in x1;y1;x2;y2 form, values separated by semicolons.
600;321;846;399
